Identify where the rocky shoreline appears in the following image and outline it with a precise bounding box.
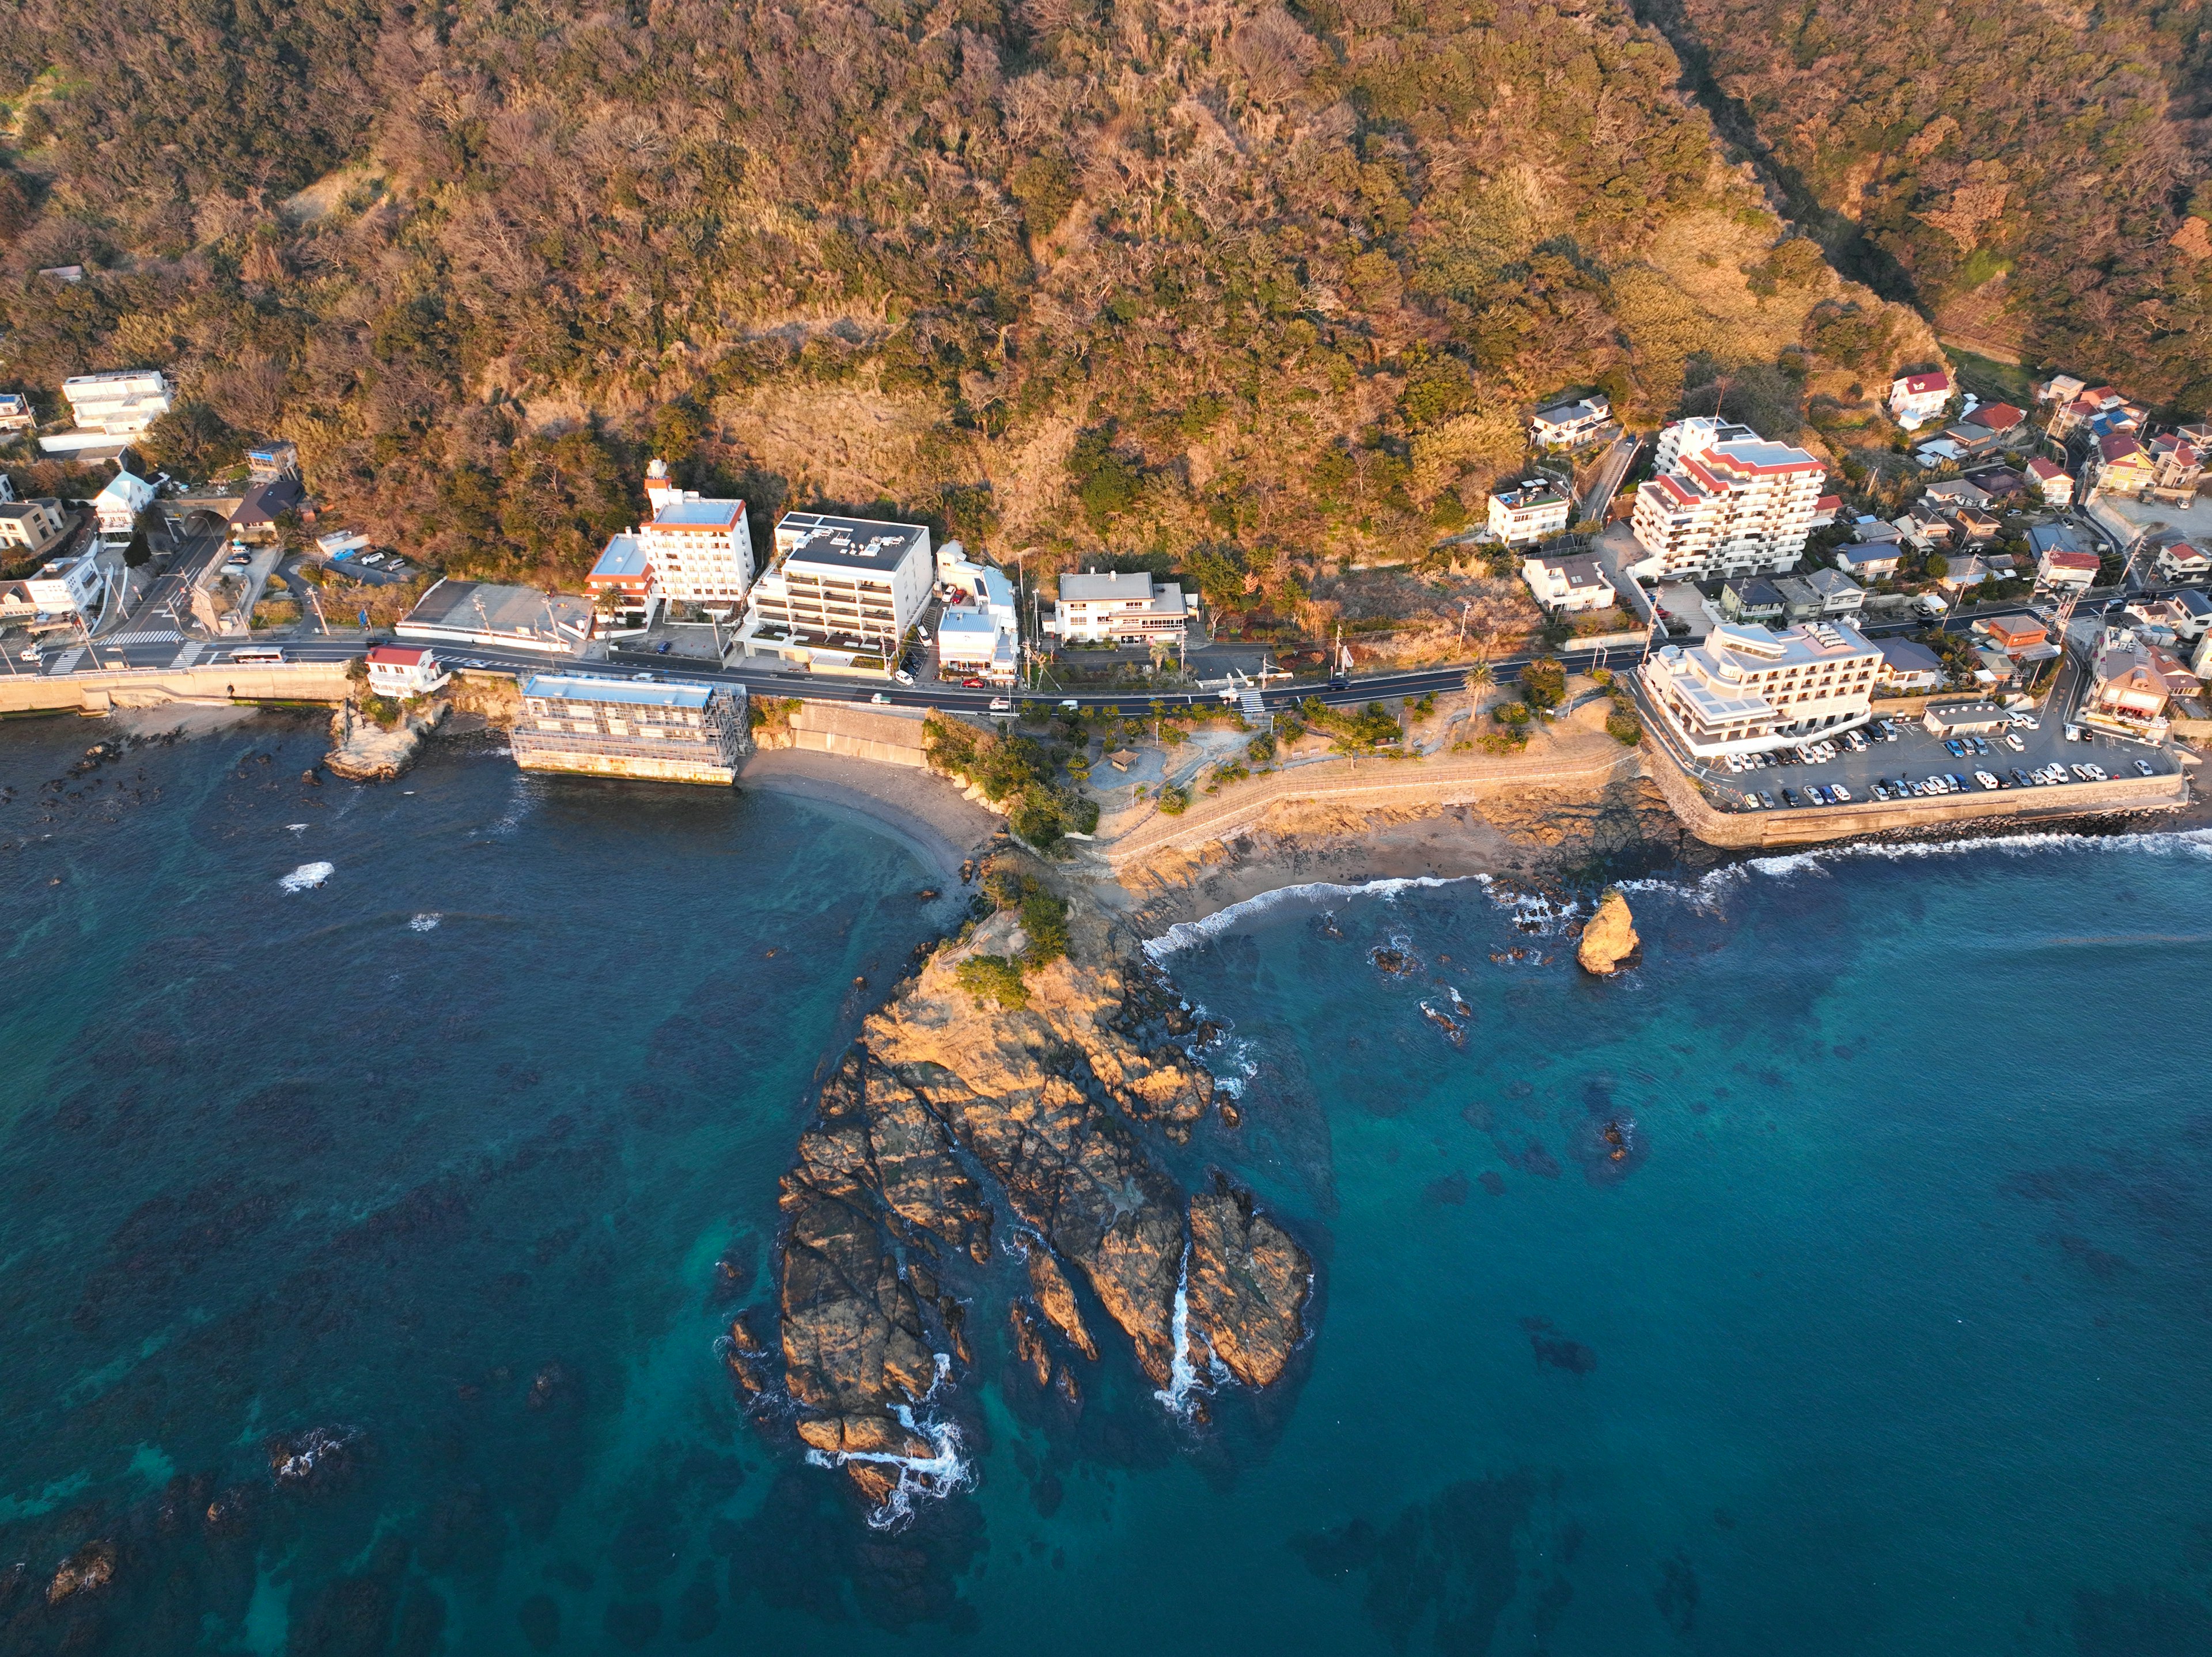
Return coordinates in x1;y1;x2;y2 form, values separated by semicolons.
323;696;448;782
738;862;1311;1518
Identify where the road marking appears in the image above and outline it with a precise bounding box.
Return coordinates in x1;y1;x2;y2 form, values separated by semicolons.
169;642;204;669
47;647;84;674
105;629;182;646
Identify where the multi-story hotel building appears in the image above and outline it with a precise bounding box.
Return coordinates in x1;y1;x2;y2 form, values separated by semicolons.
1630;419;1828;581
512;673;750;785
1639;619;1881;759
737;512;933;671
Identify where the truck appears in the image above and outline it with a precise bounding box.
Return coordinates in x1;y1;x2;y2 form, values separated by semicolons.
1916;593;1950;619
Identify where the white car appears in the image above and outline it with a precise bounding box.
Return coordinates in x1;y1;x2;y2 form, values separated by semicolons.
1829;783;1852;802
2004;734;2025;752
1059;698;1079;711
988;696;1012;713
870;692;891;704
892;668;915;686
1975;771;1999;790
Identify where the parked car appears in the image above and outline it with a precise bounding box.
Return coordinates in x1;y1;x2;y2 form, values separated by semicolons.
892;668;915;686
1975;771;1999;790
2135;759;2155;776
1830;784;1852;803
654;640;672;654
1758;791;1778;809
2004;734;2025;752
960;677;984;689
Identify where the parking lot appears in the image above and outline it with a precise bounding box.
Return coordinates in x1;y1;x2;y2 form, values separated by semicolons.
1707;706;2180;813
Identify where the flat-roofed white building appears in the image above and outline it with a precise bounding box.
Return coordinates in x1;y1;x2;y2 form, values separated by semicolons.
1047;570;1189;643
738;512;933;671
640;499;753;606
1;548;105;619
1529;396;1611;448
0;497;69;558
60;370;172;437
1631;419;1828;580
511;672;750;786
1639;619;1881;759
1487;479;1571;547
1521;552;1616;615
0;392;32;433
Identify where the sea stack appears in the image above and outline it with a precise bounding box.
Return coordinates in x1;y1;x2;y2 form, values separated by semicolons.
1577;888;1639;976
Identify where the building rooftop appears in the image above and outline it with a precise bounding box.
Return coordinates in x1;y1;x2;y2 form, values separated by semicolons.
1725;577;1784;607
589;534;651;582
1494;479;1569;509
1877;636;1942;673
1805;567;1861;598
2025;457;2066;481
1534;397;1607;424
404;579;594;642
368;644;430;665
2028;522;2091;557
775;512;928;572
1060;570;1160;602
652;499;745;530
1897;371;1952;396
938;606;998;637
231;477;303;527
522;672;718;710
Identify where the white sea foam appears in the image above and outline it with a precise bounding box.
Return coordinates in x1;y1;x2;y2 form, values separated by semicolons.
408;913;441;932
1620;826;2212;901
1208;1036;1260;1099
285;823;309;835
803;1404;973;1531
1153;1243;1202;1417
278;862;332;892
1142;875;1480;957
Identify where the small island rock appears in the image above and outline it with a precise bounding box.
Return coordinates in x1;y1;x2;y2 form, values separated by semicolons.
1577;889;1639;977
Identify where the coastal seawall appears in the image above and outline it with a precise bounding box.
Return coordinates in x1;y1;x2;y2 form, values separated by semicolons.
756;702;933;768
0;661;350;715
1643;740;2192;848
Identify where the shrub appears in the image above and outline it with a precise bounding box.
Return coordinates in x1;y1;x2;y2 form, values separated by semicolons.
360;693;404;730
1520;657;1566;712
955;954;1029;1010
1020;889;1070;965
1156;784;1190;814
1605;709;1642;745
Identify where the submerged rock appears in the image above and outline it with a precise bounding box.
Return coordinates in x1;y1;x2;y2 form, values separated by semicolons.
267;1425;361;1490
47;1541;115;1605
1576;889;1639;977
1185;1177;1311;1389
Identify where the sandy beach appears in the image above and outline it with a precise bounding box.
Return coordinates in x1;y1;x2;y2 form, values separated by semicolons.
738;747;1001;884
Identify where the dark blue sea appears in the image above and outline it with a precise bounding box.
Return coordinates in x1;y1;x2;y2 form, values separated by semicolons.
3;711;2210;1655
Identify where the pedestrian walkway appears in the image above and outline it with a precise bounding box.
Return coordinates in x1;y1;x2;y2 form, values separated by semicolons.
46;647;84;674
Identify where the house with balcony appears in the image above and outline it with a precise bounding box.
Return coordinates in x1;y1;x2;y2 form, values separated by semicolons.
2146;530;2209;585
1529;396;1611;448
1888;370;1953;429
1630;419;1827;580
1719;577;1785;624
0;497;70;560
2095;434;2157;496
93;468;155;544
1875;636;1944;693
364;644;450;699
737;513;933;673
1520;552;1616;615
2025;457;2073;507
1487;479;1571;546
1046;570;1190;644
2083;628;2172;740
585;533;656;628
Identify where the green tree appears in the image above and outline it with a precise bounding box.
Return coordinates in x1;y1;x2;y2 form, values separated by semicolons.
142;402;241;478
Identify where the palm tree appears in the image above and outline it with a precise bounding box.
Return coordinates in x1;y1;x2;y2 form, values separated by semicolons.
1463;662;1493;695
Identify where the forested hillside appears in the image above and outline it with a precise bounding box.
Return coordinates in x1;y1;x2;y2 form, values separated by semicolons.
1646;0;2212;408
1;0;1934;596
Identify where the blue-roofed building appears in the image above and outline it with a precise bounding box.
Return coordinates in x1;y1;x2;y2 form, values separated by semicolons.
510;672;750;784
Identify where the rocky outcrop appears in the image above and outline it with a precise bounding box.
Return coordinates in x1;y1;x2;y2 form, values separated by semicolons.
1025;1245;1099;1362
1576;888;1639;976
1186;1178;1310;1388
47;1541;114;1606
324;696;448;782
767;924;1310;1508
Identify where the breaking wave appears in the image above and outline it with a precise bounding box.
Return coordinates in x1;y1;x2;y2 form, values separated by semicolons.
803;1404;972;1531
279;862;333;892
1620;825;2212;902
1153;1243;1202;1417
1143;875;1479;957
408;913;441;932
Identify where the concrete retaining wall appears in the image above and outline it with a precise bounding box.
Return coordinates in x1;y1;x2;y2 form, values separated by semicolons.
766;703;932;769
0;661;351;716
1643;738;2190;848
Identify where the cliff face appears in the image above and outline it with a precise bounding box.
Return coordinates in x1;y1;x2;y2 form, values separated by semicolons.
765;939;1310;1510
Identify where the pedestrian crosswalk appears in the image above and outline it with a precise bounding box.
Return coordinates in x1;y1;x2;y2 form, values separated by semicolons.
104;629;181;646
47;647;84;674
168;642;204;669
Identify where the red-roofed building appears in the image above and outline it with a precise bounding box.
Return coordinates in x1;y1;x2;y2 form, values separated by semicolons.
1630;419;1829;579
1967;402;2025;433
2096;433;2156;496
1888;370;1953;427
1812;494;1842;527
2024;456;2073;507
365;644;449;698
2038;547;2102;589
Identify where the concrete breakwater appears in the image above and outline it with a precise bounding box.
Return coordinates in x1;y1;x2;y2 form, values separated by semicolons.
1642;738;2191;848
0;661;351;716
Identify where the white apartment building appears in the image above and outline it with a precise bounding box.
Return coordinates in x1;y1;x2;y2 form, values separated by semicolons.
1640;619;1881;759
1631;420;1828;580
1047;570;1190;643
60;370;172;437
615;462;754;606
738;512;932;669
1520;552;1616;615
93;469;156;543
6;549;105;618
1487;480;1570;547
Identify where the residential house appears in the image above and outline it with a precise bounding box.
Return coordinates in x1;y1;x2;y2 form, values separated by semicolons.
1804;567;1864;617
1980;614;2050;657
2146;433;2205;501
1833;544;1901;582
2095;434;2157;496
1774;575;1823;621
2084;628;2171;739
364;644;450;699
1940;422;2002;457
1631;419;1828;579
1960;465;2027;502
1914;437;1967;469
2153;644;2203;708
1719;577;1786;623
1521;552;1616;615
2171;590;2212;642
2025;456;2073;507
1924;479;1993;513
738;513;934;670
2148;530;2209;585
0;392;32;433
1900;503;1955;551
1967;403;2027;439
1639;619;1882;759
1046;570;1190;644
1855;515;1906;544
1811;494;1842;528
2123;596;2212;647
511;673;749;786
1875;636;1945;692
0;498;69;559
1889;370;1953;428
2038;548;2103;590
2036;374;2087;405
93;468;155;544
1487;479;1571;546
1934;555;1990;597
247;443;298;482
228;476;304;547
935;605;1019;683
1529;397;1611;448
1948;504;2002;543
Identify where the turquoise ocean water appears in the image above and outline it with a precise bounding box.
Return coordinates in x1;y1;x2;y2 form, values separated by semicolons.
2;713;2210;1655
